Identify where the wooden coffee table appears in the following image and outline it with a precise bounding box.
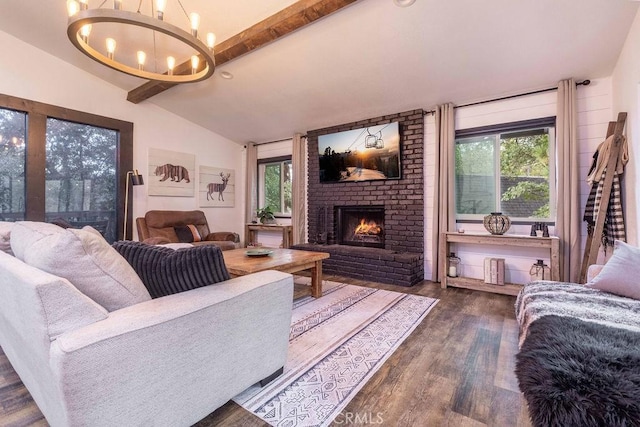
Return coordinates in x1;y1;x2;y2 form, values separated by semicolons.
222;248;330;298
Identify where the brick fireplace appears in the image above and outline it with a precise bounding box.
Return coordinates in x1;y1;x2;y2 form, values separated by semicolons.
336;205;385;249
293;109;424;286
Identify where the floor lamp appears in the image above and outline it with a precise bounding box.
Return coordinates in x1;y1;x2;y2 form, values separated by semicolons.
123;169;144;240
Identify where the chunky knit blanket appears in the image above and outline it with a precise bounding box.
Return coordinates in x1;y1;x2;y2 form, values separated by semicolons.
515;281;640;347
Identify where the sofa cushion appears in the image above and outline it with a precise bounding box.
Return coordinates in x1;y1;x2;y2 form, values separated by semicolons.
0;221;14;255
20;224;151;311
586;240;640;300
38;273;110;341
174;224;202;243
112;240;231;298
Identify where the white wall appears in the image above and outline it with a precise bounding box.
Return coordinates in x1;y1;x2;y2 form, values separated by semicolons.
612;7;640;246
424;79;612;282
0;30;245;239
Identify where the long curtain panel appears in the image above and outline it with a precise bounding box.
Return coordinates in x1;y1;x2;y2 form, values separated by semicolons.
556;79;580;282
292;133;307;245
431;103;456;282
245;142;258;226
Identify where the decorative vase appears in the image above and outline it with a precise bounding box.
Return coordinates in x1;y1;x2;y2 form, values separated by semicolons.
483;212;511;235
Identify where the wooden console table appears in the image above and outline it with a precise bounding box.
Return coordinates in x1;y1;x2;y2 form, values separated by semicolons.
440;232;561;296
245;223;293;248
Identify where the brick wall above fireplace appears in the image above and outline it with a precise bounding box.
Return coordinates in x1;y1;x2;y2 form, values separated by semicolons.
306;109;424;254
294;109;424;286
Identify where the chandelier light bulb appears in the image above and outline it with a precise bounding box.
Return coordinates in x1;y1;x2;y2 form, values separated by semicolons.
79;0;88;11
167;56;175;75
114;0;122;10
80;24;92;43
67;0;80;17
190;12;200;37
137;51;146;70
206;32;216;50
191;55;199;74
156;0;166;20
106;38;116;60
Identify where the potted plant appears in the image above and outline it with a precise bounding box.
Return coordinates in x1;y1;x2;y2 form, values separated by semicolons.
256;206;275;224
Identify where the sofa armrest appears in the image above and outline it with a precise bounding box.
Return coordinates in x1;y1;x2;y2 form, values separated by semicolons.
49;270;293;426
135;217;150;241
205;231;239;243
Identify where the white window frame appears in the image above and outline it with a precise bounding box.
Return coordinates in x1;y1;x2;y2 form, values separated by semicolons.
258;156;292;217
455;118;556;222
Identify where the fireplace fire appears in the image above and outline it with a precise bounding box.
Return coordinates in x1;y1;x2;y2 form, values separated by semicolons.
355;219;381;236
336;206;385;248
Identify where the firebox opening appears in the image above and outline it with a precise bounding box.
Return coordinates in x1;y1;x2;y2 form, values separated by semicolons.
336;206;385;248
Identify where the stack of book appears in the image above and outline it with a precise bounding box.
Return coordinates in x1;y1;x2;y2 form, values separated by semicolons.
484;258;505;285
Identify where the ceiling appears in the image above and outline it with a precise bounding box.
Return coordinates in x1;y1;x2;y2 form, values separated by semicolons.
0;0;637;144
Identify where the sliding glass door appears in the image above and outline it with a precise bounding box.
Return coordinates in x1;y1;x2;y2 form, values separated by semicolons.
45;118;118;242
0;109;26;222
0;94;133;241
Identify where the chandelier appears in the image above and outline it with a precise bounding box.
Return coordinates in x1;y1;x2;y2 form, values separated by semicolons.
66;0;216;83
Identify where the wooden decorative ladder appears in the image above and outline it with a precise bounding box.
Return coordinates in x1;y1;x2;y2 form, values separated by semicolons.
579;112;627;283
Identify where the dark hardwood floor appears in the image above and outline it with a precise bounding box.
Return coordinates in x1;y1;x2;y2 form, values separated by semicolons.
0;276;531;426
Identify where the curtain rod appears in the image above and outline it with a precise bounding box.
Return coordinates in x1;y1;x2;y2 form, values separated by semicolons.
424;79;591;115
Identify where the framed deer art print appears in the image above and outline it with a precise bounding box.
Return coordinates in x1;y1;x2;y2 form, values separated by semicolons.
199;166;235;208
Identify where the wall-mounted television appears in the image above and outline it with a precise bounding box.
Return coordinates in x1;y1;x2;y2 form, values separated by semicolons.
318;122;401;183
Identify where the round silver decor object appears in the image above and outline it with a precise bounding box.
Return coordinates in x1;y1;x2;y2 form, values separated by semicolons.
483;212;511;235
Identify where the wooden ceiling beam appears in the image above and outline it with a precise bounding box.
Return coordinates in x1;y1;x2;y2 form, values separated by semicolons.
127;0;360;104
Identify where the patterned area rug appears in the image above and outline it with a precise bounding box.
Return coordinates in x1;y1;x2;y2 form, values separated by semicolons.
233;278;439;427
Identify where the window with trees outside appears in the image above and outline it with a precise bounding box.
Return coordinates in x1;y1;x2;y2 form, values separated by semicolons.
0;94;133;242
455;117;556;222
258;156;292;217
45;118;118;242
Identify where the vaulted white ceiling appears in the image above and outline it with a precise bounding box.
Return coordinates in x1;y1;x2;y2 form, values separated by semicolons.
0;0;637;144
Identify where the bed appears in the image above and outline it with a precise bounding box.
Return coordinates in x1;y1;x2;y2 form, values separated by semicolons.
515;281;640;427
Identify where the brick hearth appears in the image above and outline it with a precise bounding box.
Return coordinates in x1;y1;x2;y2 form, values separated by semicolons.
295;109;424;286
293;244;424;287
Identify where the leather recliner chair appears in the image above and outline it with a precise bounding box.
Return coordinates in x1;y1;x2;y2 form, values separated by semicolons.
136;210;239;250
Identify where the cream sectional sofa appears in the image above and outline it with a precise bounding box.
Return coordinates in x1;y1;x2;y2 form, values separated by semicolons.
0;221;293;427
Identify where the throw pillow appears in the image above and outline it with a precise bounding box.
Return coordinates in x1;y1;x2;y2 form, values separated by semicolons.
586;240;640;300
174;224;202;243
10;221;66;261
22;227;151;311
112;241;231;298
0;221;14;255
